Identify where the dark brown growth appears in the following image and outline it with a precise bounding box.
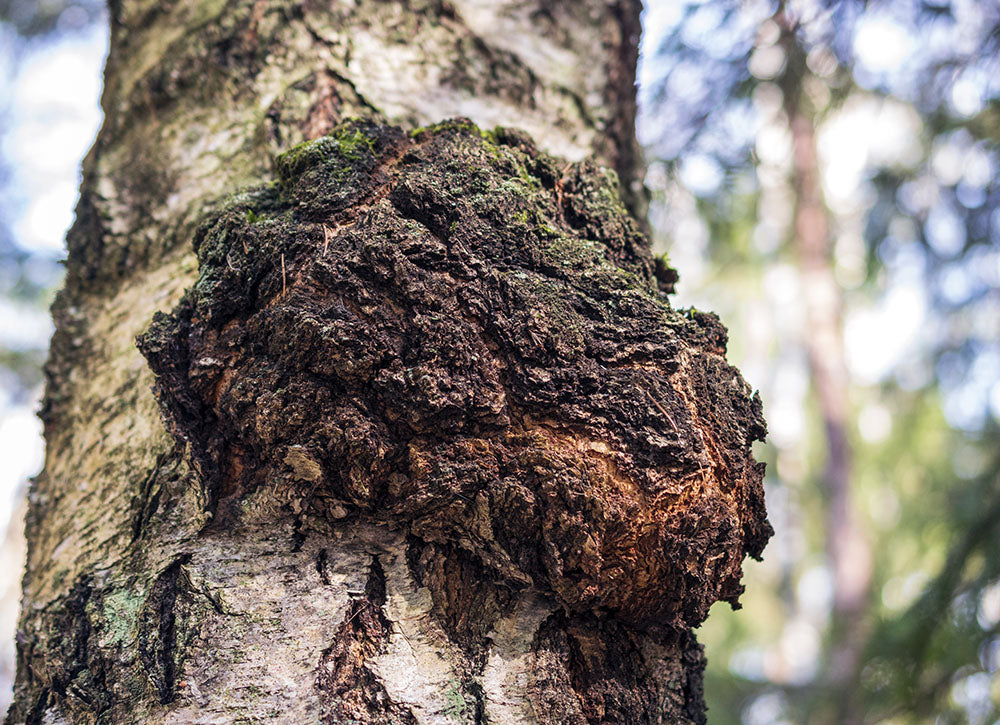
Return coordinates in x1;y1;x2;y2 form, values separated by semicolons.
138;119;771;635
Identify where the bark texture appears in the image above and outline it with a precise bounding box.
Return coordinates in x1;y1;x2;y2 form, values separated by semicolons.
139;119;769;631
9;1;770;723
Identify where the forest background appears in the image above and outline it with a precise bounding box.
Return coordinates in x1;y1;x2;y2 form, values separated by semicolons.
0;0;997;722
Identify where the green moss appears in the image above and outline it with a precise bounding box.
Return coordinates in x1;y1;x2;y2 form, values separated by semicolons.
412;119;505;166
543;233;603;267
411;118;498;144
504;271;588;357
516;161;542;188
498;179;532;200
269;119;411;222
100;587;145;646
444;679;471;721
275;125;375;188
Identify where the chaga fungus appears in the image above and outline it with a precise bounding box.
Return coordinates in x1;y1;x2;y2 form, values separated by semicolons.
138;118;772;632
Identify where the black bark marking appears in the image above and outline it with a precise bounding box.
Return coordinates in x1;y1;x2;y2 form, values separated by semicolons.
13;576;114;720
316;547;331;585
291;515;307;552
138;555;191;704
468;679;486;725
130;450;177;543
23;687;50;725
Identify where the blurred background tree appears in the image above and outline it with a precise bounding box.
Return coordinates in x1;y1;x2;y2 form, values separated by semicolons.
639;0;1000;722
0;0;998;721
0;0;105;713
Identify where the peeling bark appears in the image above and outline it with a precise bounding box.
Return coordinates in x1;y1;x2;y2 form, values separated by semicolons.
9;2;769;723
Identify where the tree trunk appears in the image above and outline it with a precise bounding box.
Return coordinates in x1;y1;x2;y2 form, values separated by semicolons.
776;6;872;722
8;2;770;723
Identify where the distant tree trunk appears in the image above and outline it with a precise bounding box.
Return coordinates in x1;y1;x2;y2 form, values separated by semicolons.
777;7;872;723
8;2;770;723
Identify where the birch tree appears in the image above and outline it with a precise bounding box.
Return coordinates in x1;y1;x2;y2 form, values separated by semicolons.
7;2;770;722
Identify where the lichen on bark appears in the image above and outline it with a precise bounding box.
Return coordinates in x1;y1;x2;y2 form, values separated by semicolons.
138;118;771;640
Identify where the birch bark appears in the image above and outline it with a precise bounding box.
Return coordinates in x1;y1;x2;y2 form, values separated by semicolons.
8;3;769;723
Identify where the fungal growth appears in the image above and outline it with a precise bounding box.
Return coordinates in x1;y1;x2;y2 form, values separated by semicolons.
138;119;771;633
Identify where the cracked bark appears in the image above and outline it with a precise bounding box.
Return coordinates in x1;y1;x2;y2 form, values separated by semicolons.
9;2;770;723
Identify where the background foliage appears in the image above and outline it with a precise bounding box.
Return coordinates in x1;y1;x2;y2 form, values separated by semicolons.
639;1;1000;722
0;0;997;721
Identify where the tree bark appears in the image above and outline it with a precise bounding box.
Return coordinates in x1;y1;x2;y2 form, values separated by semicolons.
8;2;770;723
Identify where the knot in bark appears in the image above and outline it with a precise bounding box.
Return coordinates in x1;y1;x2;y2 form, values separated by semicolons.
138;119;771;631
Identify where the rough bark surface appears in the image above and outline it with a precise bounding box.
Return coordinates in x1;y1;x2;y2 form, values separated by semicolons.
9;1;770;723
139;118;769;636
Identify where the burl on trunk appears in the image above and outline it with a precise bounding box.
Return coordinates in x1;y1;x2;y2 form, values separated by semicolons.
136;119;770;723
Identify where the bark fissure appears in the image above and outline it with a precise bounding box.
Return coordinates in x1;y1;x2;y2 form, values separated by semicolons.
129;452;184;544
138;557;190;705
313;557;418;725
18;577;113;722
